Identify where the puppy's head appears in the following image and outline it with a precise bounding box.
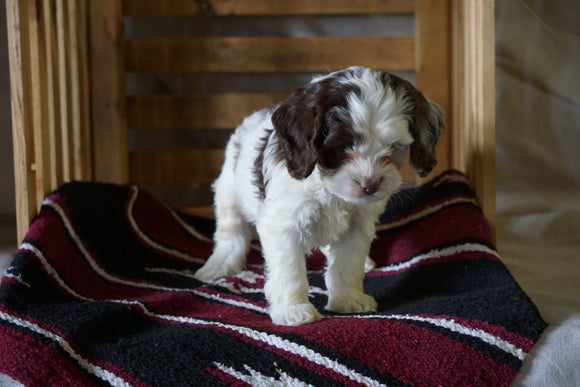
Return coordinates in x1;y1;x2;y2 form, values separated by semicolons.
272;66;444;204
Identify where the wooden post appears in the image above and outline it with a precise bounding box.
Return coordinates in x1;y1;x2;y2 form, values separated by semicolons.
415;0;451;181
6;0;38;243
7;0;96;243
88;0;129;183
452;0;496;231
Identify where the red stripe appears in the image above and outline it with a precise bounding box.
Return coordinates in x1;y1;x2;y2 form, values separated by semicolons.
0;276;19;287
131;305;366;386
23;233;268;321
129;291;522;385
371;204;495;266
129;188;214;261
23;211;155;301
203;366;253;386
433;314;536;353
143;289;268;321
0;323;98;386
195;324;362;386
298;318;516;386
31;209;524;361
22;212;270;318
0;306;149;387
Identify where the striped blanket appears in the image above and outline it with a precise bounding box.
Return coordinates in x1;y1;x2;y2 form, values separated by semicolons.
0;170;545;386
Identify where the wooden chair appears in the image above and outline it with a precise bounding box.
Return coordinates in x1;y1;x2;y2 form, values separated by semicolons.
6;0;495;243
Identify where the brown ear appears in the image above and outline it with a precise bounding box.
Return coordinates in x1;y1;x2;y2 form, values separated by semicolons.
408;97;444;177
272;74;356;179
383;73;445;177
271;85;323;179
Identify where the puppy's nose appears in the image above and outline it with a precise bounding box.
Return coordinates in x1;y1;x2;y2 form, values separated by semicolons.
360;178;380;195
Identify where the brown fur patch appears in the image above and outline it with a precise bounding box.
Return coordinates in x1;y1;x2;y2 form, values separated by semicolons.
271;69;362;179
252;129;273;200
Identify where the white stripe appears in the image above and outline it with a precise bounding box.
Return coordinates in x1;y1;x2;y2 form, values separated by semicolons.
350;314;526;361
169;205;264;253
212;362;314;387
33;202;184;294
34;191;523;380
374;242;500;273
3;272;30;288
31;199;385;384
125;187;205;264
22;242;266;314
30;201;268;314
145;267;328;297
20;243;93;302
168;207;214;243
197;289;268;313
0;310;133;387
145;266;198;279
131;303;386;387
12;247;380;385
376;196;478;232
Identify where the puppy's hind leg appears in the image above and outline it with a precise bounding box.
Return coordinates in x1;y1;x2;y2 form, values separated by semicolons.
195;146;252;282
195;207;252;281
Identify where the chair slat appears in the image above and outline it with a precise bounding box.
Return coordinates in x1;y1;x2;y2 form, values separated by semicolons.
126;36;415;73
129;149;226;185
41;0;64;190
415;0;451;182
88;0;129;184
128;93;287;129
7;0;38;242
123;0;415;17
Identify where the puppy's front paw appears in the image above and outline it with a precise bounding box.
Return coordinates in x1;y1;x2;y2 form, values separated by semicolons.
194;257;243;282
270;303;322;326
326;292;378;314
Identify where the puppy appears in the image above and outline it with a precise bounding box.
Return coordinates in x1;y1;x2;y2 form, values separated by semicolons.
194;66;443;326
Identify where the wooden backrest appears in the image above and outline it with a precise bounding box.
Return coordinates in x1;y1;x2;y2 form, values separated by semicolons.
7;0;495;242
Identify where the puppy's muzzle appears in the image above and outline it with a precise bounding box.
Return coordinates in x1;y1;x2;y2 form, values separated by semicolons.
359;178;381;196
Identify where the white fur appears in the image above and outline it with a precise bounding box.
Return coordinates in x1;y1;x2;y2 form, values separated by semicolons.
195;67;428;326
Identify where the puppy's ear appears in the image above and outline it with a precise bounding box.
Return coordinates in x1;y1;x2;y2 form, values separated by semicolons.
408;97;444;177
272;74;355;180
271;85;323;179
383;73;445;177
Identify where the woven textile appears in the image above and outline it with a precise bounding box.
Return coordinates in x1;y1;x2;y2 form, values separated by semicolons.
0;170;545;386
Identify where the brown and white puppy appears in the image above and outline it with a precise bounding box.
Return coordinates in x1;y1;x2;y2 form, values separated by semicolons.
195;66;444;326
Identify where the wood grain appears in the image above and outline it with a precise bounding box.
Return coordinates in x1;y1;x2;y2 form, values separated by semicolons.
89;0;129;183
451;0;496;231
126;36;415;73
41;0;64;190
67;0;92;181
414;0;451;183
27;0;52;208
8;0;496;238
130;149;226;185
123;0;415;16
6;0;38;242
128;93;287;129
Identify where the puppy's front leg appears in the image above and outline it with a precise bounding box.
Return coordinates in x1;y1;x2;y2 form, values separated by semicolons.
257;224;322;326
324;226;378;314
